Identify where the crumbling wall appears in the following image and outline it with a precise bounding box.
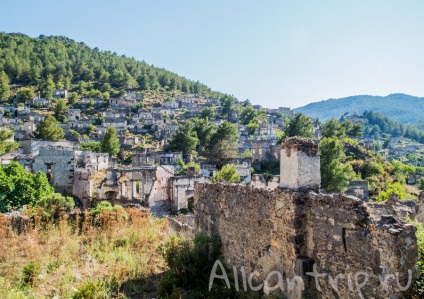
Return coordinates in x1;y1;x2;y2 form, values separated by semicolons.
194;183;418;299
171;176;206;212
97;167;155;205
73;168;92;208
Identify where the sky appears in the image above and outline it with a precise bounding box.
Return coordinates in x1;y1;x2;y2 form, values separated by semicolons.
1;0;424;109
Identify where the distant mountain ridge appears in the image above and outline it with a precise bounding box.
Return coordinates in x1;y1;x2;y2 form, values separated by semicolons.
294;93;424;124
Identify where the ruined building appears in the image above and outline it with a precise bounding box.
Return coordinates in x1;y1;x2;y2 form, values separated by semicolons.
194;137;419;298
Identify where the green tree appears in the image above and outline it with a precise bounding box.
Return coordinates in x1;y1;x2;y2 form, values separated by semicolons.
285;113;314;138
220;95;235;118
34;115;64;141
320;137;354;192
54;99;68;123
0;71;11;102
87;124;96;134
342;120;364;138
207;121;239;168
0;127;18;155
87;98;95;108
239;105;258;125
16;87;36;103
67;92;79;105
41;74;55;100
80;141;101;152
192;118;216;152
0;162;55;212
322;119;345;139
100;126;120;157
211;164;241;183
167;122;199;155
200;106;216;120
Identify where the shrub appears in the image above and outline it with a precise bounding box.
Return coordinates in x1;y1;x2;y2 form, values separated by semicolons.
158;233;237;298
71;280;108;299
90;201;128;221
33;193;74;217
211;164;240;183
20;262;41;286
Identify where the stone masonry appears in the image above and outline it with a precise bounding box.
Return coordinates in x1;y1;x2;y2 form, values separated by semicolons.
194;137;419;298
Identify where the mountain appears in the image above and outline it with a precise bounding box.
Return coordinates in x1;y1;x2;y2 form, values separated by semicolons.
0;32;224;98
294;93;424;124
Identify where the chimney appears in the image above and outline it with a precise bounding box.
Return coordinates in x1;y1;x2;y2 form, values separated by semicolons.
280;137;320;190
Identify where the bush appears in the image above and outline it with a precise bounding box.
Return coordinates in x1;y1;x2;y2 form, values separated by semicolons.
158;233;238;298
71;280;108;299
33;193;74;217
90;201;128;221
20;262;41;286
211;164;240;183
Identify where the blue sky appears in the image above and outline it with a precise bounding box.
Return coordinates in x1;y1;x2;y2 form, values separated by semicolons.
1;0;423;108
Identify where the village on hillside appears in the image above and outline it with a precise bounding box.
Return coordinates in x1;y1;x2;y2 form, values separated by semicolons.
1;89;424;216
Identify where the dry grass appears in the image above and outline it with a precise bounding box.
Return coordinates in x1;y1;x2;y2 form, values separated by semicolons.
0;208;170;298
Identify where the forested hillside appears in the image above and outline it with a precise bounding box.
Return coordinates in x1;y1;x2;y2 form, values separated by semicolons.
344;111;424;144
0;32;222;97
295;93;424;124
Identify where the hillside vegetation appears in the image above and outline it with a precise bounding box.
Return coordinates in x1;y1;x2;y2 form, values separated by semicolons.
0;32;223;98
295;93;424;124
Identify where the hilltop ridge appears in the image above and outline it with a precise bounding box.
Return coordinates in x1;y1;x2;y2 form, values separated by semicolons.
294;93;424;124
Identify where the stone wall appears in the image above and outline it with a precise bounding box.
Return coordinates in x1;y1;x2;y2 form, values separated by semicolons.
73;168;92;208
171;175;206;212
345;180;369;202
194;183;418;298
32;146;75;195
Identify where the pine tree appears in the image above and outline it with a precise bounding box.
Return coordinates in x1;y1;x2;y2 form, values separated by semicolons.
285;113;314;138
211;164;240;183
34;115;64;141
167;122;199;155
16;87;36;103
101;126;120;157
42;74;55;100
0;127;18;155
207;121;239;169
320;137;353;192
0;71;11;102
54;99;68;123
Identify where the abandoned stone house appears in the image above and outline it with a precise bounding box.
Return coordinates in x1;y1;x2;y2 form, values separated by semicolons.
23;121;36;139
68;119;92;131
137;111;153;125
108;98;135;108
163;100;179;109
124;92;143;101
119;135;139;150
79;98;104;106
194;137;420;299
254;123;277;141
25;97;50;108
14;141;109;205
94;151;210;211
68;109;81;121
53;89;68;99
251;139;281;163
16;105;31;116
